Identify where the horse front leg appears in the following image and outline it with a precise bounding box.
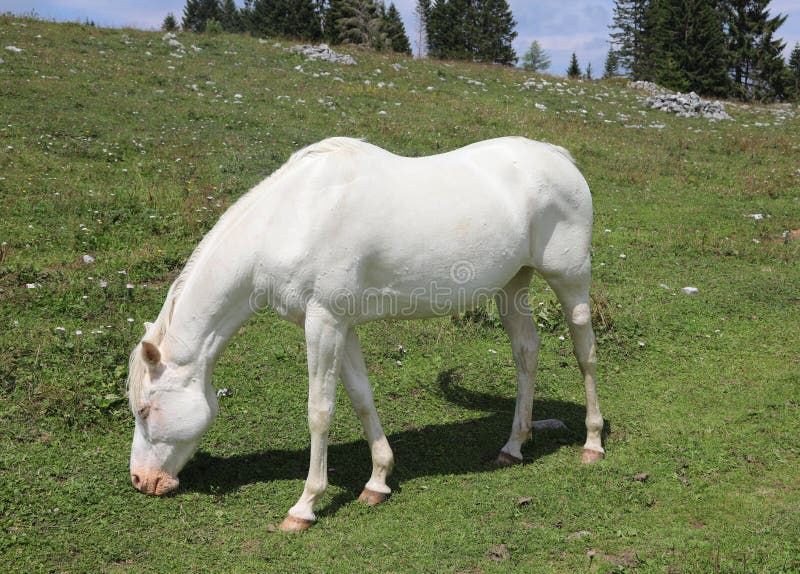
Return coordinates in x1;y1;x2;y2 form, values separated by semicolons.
280;306;348;532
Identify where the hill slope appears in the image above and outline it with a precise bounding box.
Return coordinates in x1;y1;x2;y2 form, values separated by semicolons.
1;16;798;573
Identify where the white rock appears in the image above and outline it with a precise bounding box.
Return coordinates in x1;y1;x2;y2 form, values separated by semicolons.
682;287;699;295
5;46;23;52
747;213;764;220
82;254;95;264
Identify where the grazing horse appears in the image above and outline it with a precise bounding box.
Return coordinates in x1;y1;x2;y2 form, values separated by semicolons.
127;137;604;531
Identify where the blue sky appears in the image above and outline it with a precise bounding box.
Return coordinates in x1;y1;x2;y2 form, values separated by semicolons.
4;0;800;76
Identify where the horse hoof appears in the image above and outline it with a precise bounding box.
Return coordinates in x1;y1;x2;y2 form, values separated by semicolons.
280;515;314;532
358;488;389;506
581;449;605;464
496;451;523;466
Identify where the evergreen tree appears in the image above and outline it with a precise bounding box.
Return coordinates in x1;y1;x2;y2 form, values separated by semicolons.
789;43;800;99
415;0;432;57
322;0;347;43
585;61;593;80
646;0;729;96
220;0;244;32
162;12;179;31
183;0;222;33
337;0;386;49
722;0;788;101
602;47;621;78
609;0;651;78
250;0;322;41
427;0;517;65
522;40;550;72
382;3;412;54
567;52;581;78
475;0;517;64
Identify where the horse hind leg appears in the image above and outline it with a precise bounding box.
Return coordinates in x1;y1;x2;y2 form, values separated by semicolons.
340;329;394;506
543;265;605;463
495;267;540;465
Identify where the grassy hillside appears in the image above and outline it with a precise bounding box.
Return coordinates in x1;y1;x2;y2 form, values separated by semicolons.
1;15;799;573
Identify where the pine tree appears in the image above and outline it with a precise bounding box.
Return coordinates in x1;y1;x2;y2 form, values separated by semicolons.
475;0;517;65
567;52;581;78
722;0;788;101
585;62;593;80
382;3;412;54
646;0;729;96
427;0;517;65
609;0;651;78
522;40;550;73
220;0;243;32
250;0;322;41
183;0;223;33
323;0;347;43
337;0;386;49
415;0;431;57
162;12;179;31
789;43;800;99
602;48;621;78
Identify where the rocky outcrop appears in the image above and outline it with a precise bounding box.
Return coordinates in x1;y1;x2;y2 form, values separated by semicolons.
631;81;733;120
289;44;356;66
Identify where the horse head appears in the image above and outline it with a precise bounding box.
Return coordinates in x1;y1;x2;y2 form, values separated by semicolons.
128;325;218;496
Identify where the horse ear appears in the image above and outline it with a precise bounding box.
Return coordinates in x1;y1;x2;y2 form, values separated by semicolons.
141;340;162;367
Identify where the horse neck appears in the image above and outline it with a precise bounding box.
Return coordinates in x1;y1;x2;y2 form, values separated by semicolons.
161;244;257;369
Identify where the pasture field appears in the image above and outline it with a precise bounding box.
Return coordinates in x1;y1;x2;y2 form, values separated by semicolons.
1;16;799;573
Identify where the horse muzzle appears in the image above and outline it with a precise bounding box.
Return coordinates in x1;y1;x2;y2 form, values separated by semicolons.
131;469;179;496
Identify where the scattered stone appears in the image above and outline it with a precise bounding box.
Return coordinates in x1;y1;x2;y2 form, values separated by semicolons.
633;472;649;482
747;213;764;220
5;45;23;53
517;497;532;506
289;43;356;65
629;80;664;95
682;287;699;296
82;254;95;264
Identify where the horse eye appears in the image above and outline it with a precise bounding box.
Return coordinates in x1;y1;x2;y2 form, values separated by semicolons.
137;405;150;420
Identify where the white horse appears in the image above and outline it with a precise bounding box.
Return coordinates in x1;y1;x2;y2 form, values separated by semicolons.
127;137;604;531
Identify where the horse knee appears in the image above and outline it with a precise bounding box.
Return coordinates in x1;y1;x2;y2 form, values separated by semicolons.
568;302;592;327
308;406;334;433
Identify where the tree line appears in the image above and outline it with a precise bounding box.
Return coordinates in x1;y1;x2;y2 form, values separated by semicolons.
165;0;800;101
608;0;800;101
170;0;412;55
168;0;519;64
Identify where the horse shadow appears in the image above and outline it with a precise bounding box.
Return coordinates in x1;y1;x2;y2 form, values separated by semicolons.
180;369;598;517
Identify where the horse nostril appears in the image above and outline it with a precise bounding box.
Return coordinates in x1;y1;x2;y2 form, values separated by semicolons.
131;473;142;489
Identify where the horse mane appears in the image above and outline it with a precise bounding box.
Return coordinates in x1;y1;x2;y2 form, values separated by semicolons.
127;138;367;411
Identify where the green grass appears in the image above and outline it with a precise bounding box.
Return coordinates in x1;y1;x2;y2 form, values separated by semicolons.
1;16;799;573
